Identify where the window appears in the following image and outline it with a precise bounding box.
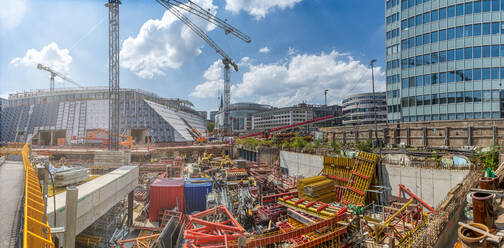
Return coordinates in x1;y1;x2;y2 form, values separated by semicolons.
416;35;423;46
474;24;482;36
439;51;447;62
416;76;423;86
474;68;482;80
448;113;456;120
387;16;392;25
432;94;438;104
440;93;447;104
456;4;464;16
465;91;473;102
431;73;438;84
439;29;447;41
423;12;430;24
483;23;491;35
492;0;500;11
416;96;423;106
424;54;431;65
402;20;408;30
456;48;464;60
492;22;500;34
423;33;430;44
474;46;482;58
424;95;431;105
408;17;414;27
431;52;438;64
439;7;447;19
401;59;408;69
456;92;464;103
448;92;456;103
465;47;473;59
465;25;473;37
416;55;423;66
465;69;473;81
483;45;491;57
448;5;455;17
456;26;464;38
439;72;447;83
424;74;431;85
483;90;492;101
492;67;500;79
402;78;409;88
457;113;465;119
483;0;491;12
416;15;423;26
456;70;464;82
501;67;504;79
409;76;416;87
447;28;455;39
409;57;415;68
465;2;473;14
408;37;414;48
401;0;408;9
474;91;482;102
448;71;455;82
431;9;438;21
401;40;408;50
431;31;438;43
447;49;455;61
492;45;500;57
474;0;482;13
482;68;491;80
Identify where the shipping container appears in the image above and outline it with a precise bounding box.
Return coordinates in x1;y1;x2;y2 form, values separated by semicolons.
149;177;184;222
184;178;212;214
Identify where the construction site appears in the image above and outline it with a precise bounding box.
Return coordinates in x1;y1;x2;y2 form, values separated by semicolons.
3;0;504;248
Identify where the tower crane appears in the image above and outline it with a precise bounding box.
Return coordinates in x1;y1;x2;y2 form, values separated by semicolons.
37;63;83;91
155;0;251;135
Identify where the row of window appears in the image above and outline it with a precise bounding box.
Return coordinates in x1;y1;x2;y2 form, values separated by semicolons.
401;90;501;108
388;104;402;113
401;45;504;70
386;28;400;40
387;89;401;99
401;22;504;51
403;112;501;122
386;0;400;9
402;68;504;88
386;13;401;25
400;0;503;13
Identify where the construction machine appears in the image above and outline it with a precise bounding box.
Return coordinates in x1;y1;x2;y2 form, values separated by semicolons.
74;128;133;147
37;63;83;91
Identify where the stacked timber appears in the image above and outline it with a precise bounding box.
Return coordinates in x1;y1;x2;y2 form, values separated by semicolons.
297;176;335;203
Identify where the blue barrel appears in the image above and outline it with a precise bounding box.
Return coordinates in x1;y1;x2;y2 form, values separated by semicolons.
184;178;212;213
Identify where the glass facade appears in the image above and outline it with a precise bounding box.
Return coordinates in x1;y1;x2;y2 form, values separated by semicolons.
386;0;504;123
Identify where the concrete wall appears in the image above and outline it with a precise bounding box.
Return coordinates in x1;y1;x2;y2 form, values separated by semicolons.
381;165;469;208
280;151;323;178
322;119;504;148
47;166;139;235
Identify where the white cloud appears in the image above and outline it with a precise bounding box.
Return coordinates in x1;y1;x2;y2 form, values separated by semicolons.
120;0;218;79
0;0;27;31
259;46;270;53
10;42;72;73
190;60;223;98
190;50;385;107
287;47;298;56
225;0;302;19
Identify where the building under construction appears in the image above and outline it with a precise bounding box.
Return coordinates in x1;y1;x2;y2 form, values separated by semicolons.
0;88;206;145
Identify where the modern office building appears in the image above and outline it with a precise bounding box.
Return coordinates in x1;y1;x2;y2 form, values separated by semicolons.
0;97;7;144
197;111;208;120
215;102;272;132
386;0;504;123
0;88;206;144
209;111;218;122
342;92;387;125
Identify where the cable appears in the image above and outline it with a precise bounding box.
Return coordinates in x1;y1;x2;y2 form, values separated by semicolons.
42;166;57;227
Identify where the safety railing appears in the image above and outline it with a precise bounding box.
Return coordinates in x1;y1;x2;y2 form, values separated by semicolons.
22;143;55;248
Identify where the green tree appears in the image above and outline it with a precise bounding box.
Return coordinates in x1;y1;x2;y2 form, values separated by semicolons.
207;122;215;132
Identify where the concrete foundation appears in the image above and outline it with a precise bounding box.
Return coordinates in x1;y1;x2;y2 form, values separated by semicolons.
280;151;323;178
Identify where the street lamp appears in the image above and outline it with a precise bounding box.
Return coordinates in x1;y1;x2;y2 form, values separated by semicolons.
370;59;378;147
324;89;328;106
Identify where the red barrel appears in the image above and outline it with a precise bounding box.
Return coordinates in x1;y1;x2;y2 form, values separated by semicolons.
479;177;493;190
472;192;494;229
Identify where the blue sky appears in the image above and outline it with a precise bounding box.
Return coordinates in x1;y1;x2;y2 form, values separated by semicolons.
0;0;386;111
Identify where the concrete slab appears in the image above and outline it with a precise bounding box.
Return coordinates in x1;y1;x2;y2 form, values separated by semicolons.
47;166;139;235
280;151;323;178
0;161;24;247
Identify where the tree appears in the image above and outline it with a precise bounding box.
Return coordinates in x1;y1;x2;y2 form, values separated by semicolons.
207;122;215;132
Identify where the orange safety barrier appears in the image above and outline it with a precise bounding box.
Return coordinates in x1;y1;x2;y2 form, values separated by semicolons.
22;143;55;248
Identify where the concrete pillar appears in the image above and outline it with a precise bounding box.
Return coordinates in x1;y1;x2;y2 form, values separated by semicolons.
355;130;359;143
383;127;389;145
467;126;473;146
406;127;410;147
128;191;133;226
42;172;49;224
422;127;427;147
393;128;398;146
64;187;78;248
445;127;450;147
342;131;346;145
493;126;497;146
368;129;372;139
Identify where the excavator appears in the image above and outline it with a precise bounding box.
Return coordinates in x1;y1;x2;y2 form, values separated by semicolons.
74;128;133;147
187;127;207;144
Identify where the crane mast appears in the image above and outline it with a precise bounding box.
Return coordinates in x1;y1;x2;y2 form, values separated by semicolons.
37;63;82;91
155;0;250;135
106;0;121;151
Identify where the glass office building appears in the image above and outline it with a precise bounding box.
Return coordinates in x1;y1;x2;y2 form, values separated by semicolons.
386;0;504;123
